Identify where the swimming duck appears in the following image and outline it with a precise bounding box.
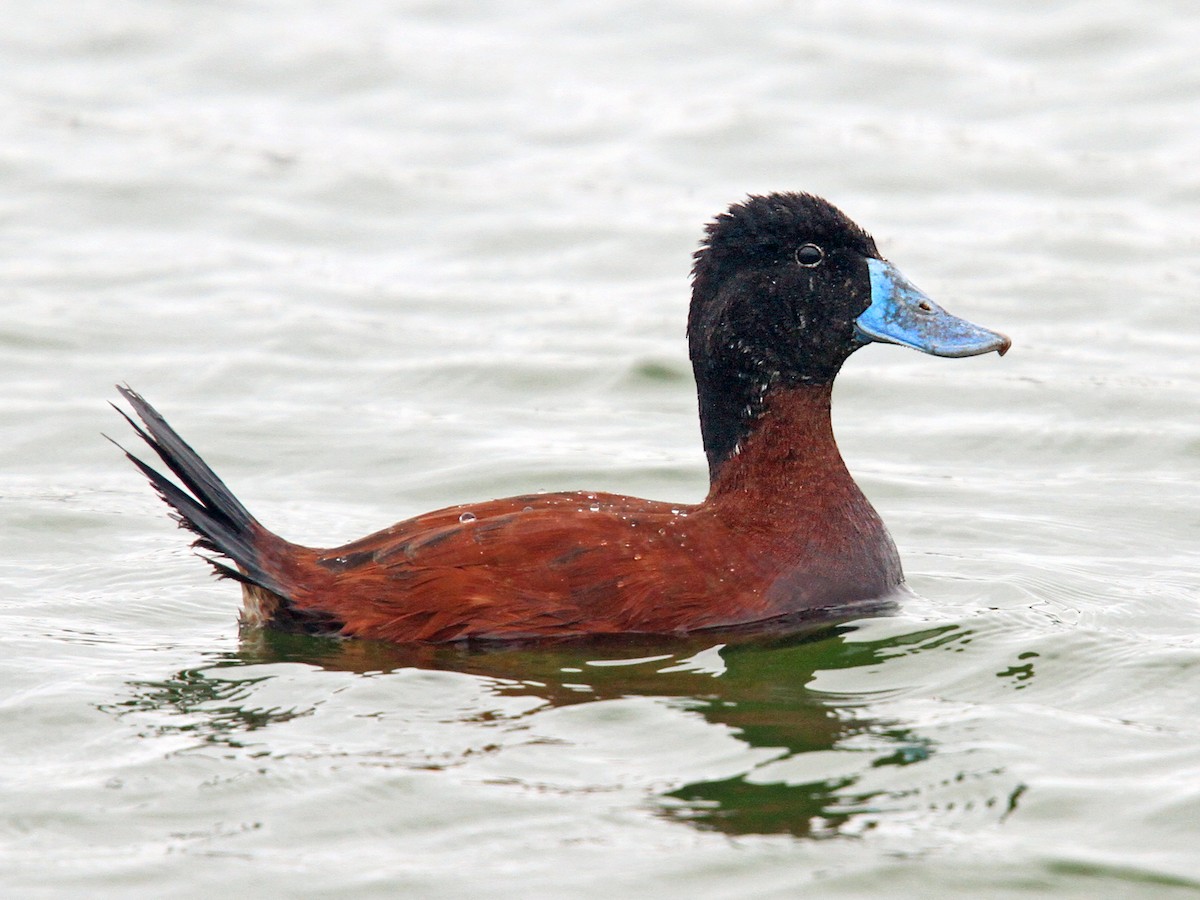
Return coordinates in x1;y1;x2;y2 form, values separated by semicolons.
114;192;1009;644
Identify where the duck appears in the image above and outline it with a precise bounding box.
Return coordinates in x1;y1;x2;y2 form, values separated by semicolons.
113;192;1010;644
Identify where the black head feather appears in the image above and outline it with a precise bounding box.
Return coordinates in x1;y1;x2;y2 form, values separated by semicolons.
687;193;883;478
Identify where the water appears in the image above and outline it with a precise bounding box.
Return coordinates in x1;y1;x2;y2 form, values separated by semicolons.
3;1;1200;896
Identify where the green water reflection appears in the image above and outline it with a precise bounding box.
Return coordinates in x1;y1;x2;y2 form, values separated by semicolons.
109;620;1024;839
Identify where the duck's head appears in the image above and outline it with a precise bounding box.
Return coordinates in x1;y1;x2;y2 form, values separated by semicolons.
688;192;1010;476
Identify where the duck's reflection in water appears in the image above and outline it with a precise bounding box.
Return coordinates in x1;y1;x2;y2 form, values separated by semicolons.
114;611;1024;840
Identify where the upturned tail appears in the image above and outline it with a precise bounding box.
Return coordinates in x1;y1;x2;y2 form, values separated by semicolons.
110;385;301;628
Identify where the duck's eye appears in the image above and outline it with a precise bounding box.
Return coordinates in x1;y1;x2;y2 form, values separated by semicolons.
794;243;824;267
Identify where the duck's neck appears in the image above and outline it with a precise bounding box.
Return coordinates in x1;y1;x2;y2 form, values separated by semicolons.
704;383;861;515
702;381;904;609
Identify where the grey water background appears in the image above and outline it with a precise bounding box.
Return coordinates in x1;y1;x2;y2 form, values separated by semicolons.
3;1;1199;896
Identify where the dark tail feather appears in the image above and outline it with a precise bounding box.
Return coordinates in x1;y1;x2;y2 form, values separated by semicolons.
109;385;289;599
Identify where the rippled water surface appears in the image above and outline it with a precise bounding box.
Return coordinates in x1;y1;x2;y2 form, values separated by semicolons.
4;1;1200;896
